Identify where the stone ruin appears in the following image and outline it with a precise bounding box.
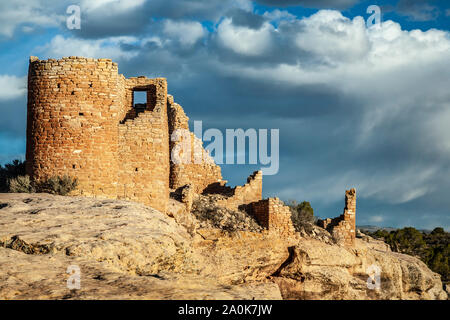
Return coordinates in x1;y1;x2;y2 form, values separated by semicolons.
25;56;356;246
318;188;356;247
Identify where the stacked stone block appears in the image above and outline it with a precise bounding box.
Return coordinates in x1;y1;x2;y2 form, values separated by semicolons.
318;188;356;247
215;171;263;211
250;197;296;237
26;55;356;241
26;56;239;213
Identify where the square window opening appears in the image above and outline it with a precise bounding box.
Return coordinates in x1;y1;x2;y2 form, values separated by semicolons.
133;91;147;109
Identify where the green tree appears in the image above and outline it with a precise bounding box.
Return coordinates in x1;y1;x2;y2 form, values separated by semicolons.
431;227;445;235
288;200;314;223
287;200;315;233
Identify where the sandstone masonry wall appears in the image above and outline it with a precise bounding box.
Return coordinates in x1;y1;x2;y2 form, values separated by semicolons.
26;56;125;199
318;188;356;247
26;56;232;213
250;197;296;237
26;56;171;212
215;171;263;211
117;77;169;212
168;95;223;194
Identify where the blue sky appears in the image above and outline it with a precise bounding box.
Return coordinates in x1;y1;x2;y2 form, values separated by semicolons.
0;0;449;230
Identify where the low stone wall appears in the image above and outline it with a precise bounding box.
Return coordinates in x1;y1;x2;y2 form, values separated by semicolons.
215;171;263;211
250;197;296;237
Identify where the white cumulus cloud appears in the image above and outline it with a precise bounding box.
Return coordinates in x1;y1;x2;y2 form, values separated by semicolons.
0;75;27;100
217;18;274;56
163;20;206;46
38;35;141;61
0;0;64;37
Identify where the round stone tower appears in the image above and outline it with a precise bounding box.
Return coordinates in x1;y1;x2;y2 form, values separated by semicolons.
26;56;127;198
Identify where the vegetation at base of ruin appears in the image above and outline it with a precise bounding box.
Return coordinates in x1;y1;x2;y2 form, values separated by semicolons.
8;175;36;193
191;195;263;232
37;175;78;196
0;159;78;196
365;227;449;284
0;159;27;192
287;200;316;233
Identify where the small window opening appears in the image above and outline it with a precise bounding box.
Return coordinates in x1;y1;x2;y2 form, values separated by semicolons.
133;91;147;114
71;91;75;95
89;82;93;88
135;168;139;172
57;83;61;88
79;112;84;116
72;164;76;169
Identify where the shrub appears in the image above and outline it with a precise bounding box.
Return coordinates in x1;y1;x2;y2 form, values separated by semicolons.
37;175;78;196
1;161;78;196
431;227;445;235
8;175;35;193
0;159;26;192
288;200;315;232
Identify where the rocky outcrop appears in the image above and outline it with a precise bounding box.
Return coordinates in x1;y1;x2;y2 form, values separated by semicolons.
271;239;446;300
0;193;446;300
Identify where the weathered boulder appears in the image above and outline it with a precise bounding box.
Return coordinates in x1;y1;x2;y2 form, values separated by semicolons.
0;193;196;276
271;239;447;300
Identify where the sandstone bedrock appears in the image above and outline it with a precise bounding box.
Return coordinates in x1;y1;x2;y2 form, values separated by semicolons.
0;193;446;300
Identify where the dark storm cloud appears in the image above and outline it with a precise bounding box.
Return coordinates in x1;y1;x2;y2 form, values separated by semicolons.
0;97;26;137
227;8;268;29
0;95;27;164
70;0;248;39
72;4;150;39
396;0;441;21
145;0;238;20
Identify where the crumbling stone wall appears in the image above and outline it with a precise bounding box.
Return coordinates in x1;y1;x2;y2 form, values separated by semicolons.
168;95;224;194
215;171;263;211
250;197;296;237
318;188;356;247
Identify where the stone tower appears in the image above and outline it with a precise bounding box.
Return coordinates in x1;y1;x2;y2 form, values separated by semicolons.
26;56;225;212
